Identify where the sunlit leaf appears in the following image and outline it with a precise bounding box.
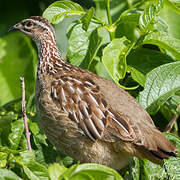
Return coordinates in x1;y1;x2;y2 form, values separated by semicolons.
160;5;180;39
102;37;131;82
0;152;7;168
0;169;22;180
141;31;180;60
139;62;180;114
60;163;123;180
80;28;103;69
43;1;85;24
139;0;164;33
165;0;180;14
67;22;99;66
127;48;173;86
80;7;94;31
48;163;67;180
8;118;24;150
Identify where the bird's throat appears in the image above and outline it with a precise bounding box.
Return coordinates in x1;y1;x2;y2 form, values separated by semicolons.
36;33;64;75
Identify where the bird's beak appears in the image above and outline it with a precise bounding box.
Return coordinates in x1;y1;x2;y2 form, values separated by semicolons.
8;23;21;32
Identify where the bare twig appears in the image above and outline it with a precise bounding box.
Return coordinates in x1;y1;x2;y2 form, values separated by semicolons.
20;77;32;152
165;105;180;132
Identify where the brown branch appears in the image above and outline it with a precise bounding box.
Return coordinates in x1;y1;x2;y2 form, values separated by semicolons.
20;77;32;152
165;105;180;133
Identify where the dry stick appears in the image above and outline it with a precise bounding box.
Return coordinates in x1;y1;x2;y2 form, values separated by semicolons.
165;104;180;132
20;77;32;152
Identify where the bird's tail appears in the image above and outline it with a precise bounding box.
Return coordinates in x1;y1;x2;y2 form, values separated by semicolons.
136;128;177;164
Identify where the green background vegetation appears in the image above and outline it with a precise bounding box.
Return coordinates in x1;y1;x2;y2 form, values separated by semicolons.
0;0;180;179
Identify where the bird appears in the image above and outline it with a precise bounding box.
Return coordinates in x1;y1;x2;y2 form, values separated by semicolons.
9;16;177;170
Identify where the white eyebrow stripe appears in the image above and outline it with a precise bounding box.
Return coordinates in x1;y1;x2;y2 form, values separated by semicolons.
27;19;56;42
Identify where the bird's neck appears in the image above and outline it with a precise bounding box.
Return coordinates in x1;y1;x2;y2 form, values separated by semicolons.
35;33;65;75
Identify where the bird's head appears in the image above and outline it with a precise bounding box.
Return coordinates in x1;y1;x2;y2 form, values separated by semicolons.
9;16;56;42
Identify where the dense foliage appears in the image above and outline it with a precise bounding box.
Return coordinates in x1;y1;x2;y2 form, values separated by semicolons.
0;0;180;179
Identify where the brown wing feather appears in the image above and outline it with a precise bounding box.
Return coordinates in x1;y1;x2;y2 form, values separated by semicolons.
50;75;135;142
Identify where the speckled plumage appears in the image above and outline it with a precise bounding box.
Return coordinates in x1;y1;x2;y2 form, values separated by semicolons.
9;16;177;170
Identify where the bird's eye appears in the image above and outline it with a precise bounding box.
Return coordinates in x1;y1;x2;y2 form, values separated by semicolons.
25;21;33;28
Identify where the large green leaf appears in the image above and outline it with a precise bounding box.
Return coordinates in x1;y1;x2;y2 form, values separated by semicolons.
138;61;180;114
0;33;36;105
140;31;180;60
164;158;180;180
43;1;85;24
16;151;49;180
140;159;167;180
80;7;94;31
115;8;142;41
102;37;132;82
165;0;180;13
67;22;99;66
8;118;24;150
0;169;22;180
160;5;180;39
139;0;164;33
0;113;18;147
124;158;140;180
95;0;130;23
80;28;103;69
127;48;173;86
0;152;7;168
95;61;112;80
48;163;67;180
60;163;123;180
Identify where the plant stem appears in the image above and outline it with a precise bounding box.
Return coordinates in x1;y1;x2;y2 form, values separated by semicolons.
20;77;32;152
105;0;112;25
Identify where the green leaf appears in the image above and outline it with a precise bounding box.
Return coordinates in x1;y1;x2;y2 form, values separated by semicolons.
154;17;168;32
60;163;123;180
95;0;130;23
95;62;112;80
67;22;98;66
0;152;7;168
48;163;67;180
0;38;6;60
139;0;164;33
128;66;146;86
140;159;167;180
141;31;180;60
16;151;49;180
164;158;180;180
102;37;132;82
165;0;180;14
43;1;85;24
8;118;24;150
0;113;18;147
124;158;140;180
160;5;180;39
0;33;36;105
80;28;103;69
80;7;94;31
115;8;142;42
127;48;173;86
0;169;22;180
138;61;180;114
